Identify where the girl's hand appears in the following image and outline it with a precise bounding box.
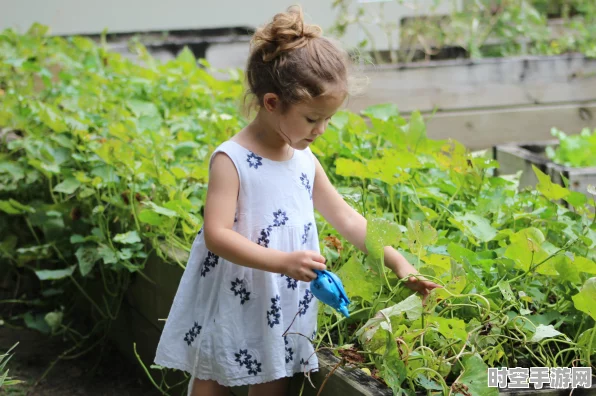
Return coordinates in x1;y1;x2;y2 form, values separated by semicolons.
282;250;326;282
393;260;442;305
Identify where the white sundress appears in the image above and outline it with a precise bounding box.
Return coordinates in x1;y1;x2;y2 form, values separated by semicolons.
154;140;320;391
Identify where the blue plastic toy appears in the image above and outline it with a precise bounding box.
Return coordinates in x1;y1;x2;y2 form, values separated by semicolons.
310;269;351;317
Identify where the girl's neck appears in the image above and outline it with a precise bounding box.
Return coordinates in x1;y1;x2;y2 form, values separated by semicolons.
247;111;291;152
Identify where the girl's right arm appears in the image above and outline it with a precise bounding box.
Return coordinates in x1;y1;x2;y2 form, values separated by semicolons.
203;152;325;282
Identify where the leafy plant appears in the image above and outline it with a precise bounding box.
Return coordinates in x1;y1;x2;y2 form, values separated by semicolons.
0;343;22;388
329;0;596;63
546;127;596;167
309;104;596;394
1;25;595;396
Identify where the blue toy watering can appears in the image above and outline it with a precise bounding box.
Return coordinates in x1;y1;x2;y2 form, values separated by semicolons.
310;270;351;317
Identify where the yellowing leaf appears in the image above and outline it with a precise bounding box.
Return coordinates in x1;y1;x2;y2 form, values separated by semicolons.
533;165;569;200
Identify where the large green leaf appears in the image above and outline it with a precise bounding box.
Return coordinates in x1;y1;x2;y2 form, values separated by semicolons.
572;277;596;320
450;213;497;244
427;316;467;341
336;255;380;302
452;354;498;396
75;246;100;277
530;324;564;342
357;294;423;344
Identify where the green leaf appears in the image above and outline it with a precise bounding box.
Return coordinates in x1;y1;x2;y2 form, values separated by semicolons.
39;103;68;132
97;244;118;265
44;311;63;332
362;103;399;121
497;280;515;301
572;277;596;321
126;99;160;118
177;46;196;65
0;199;35;215
53;177;81;194
452;354;498;396
532;165;569;200
574;256;596;274
380;328;407;393
407;219;437;257
24;312;51;334
336;255;380;302
553;255;581;284
427;316;467;341
143;201;178;218
357;294;423;344
113;230;141;244
530;324;564;342
35;266;76;280
138;210;163;226
75;246;100;277
450;213;497;243
565;191;587;208
365;216;402;260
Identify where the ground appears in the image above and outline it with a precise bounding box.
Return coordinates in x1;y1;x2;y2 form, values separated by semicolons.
0;327;162;396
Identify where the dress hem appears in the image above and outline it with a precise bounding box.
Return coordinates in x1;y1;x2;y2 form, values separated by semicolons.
154;357;320;388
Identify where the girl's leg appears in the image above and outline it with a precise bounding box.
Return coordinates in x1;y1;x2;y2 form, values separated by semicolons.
190;378;230;396
247;377;290;396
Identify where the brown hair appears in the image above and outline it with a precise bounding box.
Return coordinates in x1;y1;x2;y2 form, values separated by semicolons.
244;5;350;113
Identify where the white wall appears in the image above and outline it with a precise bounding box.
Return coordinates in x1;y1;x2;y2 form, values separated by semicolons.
0;0;453;51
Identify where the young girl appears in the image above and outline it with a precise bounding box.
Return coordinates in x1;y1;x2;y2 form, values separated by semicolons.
155;6;441;396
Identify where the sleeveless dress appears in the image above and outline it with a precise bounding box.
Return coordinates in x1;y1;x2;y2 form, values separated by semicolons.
154;140;320;391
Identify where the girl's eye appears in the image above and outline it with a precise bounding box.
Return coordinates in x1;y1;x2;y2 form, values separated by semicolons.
306;117;316;123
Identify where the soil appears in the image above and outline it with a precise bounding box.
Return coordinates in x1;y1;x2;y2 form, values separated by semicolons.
0;327;162;396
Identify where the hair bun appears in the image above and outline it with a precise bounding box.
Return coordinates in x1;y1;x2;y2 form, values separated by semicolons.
252;5;323;62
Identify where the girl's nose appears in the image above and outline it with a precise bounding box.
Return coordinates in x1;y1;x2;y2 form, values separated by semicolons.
313;123;325;136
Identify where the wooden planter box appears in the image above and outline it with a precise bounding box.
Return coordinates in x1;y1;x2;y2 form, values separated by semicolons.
101;246;596;395
493;140;596;197
138;35;596;150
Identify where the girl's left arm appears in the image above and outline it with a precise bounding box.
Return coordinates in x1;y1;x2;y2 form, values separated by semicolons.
311;154;442;302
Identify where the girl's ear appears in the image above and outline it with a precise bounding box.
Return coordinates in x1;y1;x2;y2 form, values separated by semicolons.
263;93;280;113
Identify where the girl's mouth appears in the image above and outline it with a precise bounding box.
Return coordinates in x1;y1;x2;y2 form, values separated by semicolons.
305;138;314;143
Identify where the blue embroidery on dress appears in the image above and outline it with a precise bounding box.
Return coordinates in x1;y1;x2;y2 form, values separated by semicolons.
266;295;281;328
197;226;203;235
272;210;288;227
231;278;251;305
235;350;262;376
284;336;294;363
246;359;262;376
183;321;202;346
300;173;312;200
280;274;298;290
234;349;252;367
247;152;263;169
298;289;314;316
257;227;271;248
300;358;309;366
301;222;312;245
200;251;219;277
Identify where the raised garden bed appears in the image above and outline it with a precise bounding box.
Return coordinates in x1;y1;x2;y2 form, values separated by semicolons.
493;139;596;197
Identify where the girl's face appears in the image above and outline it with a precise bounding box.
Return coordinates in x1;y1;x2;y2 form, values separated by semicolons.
265;87;346;150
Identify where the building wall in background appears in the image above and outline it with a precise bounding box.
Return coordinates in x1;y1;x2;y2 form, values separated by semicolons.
0;0;451;51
